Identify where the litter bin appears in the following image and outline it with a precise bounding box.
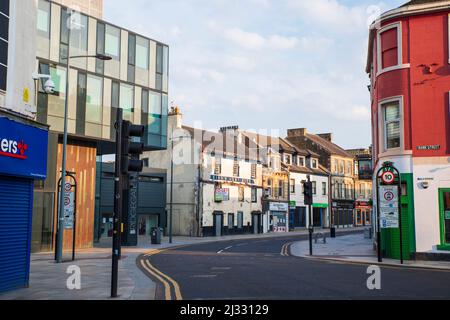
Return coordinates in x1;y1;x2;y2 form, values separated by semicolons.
330;227;336;238
151;227;162;244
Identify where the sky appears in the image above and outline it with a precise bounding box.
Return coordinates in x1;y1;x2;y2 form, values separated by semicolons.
104;0;406;149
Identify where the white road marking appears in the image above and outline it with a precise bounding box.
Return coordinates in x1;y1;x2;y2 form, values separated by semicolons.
190;275;218;278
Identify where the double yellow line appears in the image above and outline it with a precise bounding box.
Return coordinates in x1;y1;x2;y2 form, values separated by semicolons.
280;242;292;256
140;249;183;300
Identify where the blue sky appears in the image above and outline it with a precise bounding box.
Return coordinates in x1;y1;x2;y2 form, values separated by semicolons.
104;0;406;149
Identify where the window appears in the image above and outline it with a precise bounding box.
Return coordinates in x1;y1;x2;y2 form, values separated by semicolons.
284;154;291;165
278;180;284;197
251;163;257;179
105;25;120;59
377;23;402;74
383;100;401;149
233;160;240;177
0;0;8;91
228;214;234;229
312;159;318;169
127;34;136;82
339;161;345;175
298;157;305;167
96;22;105;73
237;212;243;229
136;36;149;70
346;161;352;175
86;75;103;124
214;157;222;174
322;182;327;196
238;187;245;202
312;181;317;195
290;179;295;194
120;84;134;121
251;187;257;203
156;43;163;91
37;0;50;37
69;11;88;55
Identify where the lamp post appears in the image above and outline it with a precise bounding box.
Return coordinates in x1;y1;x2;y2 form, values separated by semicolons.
55;41;111;262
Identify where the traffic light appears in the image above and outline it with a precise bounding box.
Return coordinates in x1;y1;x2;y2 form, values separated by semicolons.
121;120;145;174
303;181;313;205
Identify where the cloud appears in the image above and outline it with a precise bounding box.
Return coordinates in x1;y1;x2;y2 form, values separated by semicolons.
224;28;266;49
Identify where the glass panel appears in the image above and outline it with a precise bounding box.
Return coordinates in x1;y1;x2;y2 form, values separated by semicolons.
386;122;400;148
86;75;103;123
105;25;120;59
0;14;9;41
37;0;50;36
0;0;9;16
384;103;400;121
47;66;66;118
70;12;88;54
156;44;163;74
136;36;149;69
148;116;161;134
149;91;161;115
31;192;55;253
120;83;134;120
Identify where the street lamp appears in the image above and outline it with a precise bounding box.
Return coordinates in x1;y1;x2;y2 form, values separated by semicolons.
168;134;190;243
55;34;112;263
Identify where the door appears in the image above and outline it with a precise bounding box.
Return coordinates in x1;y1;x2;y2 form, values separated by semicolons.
439;189;450;250
313;208;322;227
139;214;159;236
0;176;34;293
101;213;113;238
252;214;261;234
215;214;223;237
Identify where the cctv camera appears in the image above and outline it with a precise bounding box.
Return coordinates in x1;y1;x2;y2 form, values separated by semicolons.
44;79;56;94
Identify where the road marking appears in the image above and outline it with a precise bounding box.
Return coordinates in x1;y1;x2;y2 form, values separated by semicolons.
217;245;233;254
225;246;233;250
211;267;231;270
190;274;218;278
281;242;293;256
143;259;183;300
140;259;171;300
217;250;224;254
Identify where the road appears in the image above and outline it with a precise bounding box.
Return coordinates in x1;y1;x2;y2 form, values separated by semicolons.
138;233;450;300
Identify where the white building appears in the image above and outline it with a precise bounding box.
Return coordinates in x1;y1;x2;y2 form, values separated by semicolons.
144;108;264;237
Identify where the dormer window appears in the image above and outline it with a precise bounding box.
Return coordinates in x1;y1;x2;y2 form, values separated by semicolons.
312;159;318;169
298;157;305;167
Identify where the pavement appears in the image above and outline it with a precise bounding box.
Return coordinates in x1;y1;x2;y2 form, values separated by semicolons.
290;233;450;271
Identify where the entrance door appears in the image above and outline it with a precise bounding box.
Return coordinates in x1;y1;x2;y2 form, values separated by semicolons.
313;208;322;227
138;214;159;237
101;213;114;238
439;189;450;250
214;214;223;237
252;214;260;234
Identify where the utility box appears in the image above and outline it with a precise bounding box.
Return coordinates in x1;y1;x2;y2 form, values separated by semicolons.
151;227;162;245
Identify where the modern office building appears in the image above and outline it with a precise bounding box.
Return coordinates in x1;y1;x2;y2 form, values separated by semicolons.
0;0;50;293
366;0;450;259
32;0;169;251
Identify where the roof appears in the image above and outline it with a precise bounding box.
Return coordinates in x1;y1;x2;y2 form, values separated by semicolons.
182;126;260;161
401;0;449;7
286;134;353;159
288;164;329;176
242;132;316;157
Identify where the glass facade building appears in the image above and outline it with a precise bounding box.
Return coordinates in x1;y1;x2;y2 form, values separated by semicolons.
35;0;169;149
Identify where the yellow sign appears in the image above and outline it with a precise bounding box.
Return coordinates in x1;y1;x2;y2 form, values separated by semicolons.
23;88;30;103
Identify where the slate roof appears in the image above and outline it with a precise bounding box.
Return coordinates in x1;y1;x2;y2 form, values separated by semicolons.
286;134;353;159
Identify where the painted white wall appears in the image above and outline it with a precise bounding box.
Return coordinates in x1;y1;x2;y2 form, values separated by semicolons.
2;0;37;118
412;157;450;252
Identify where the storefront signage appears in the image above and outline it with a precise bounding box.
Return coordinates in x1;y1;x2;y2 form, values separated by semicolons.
215;188;230;202
210;175;255;185
269;202;289;212
289;201;296;209
312;203;328;208
417;145;440;151
0;117;48;179
379;185;399;229
64;182;75;229
272;212;287;233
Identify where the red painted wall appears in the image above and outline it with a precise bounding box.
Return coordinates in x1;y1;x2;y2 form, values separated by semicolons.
371;12;450;163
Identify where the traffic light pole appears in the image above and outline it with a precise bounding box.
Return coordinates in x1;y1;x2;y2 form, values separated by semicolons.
307;175;313;256
111;108;123;298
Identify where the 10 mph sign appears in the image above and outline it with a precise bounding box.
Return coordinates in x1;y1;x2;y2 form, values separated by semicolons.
381;170;395;184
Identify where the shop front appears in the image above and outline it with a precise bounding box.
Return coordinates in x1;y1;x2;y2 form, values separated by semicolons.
355;200;372;227
267;202;289;233
0;115;48;293
332;200;355;228
312;203;329;228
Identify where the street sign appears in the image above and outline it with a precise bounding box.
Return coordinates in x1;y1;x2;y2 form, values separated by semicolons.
64;182;75;229
381;170;395;184
379;185;399;229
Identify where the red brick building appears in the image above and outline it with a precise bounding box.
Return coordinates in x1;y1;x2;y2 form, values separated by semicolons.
366;0;450;259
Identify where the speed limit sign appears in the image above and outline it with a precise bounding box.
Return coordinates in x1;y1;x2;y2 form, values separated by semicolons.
381;170;395;184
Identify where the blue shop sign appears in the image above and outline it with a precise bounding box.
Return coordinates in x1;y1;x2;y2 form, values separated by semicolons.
0;117;48;180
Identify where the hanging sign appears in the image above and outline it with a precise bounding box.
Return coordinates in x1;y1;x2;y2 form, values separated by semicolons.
379;185;399;229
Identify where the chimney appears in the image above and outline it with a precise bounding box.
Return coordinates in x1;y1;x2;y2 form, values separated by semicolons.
318;133;333;142
168;106;183;130
287;128;307;137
